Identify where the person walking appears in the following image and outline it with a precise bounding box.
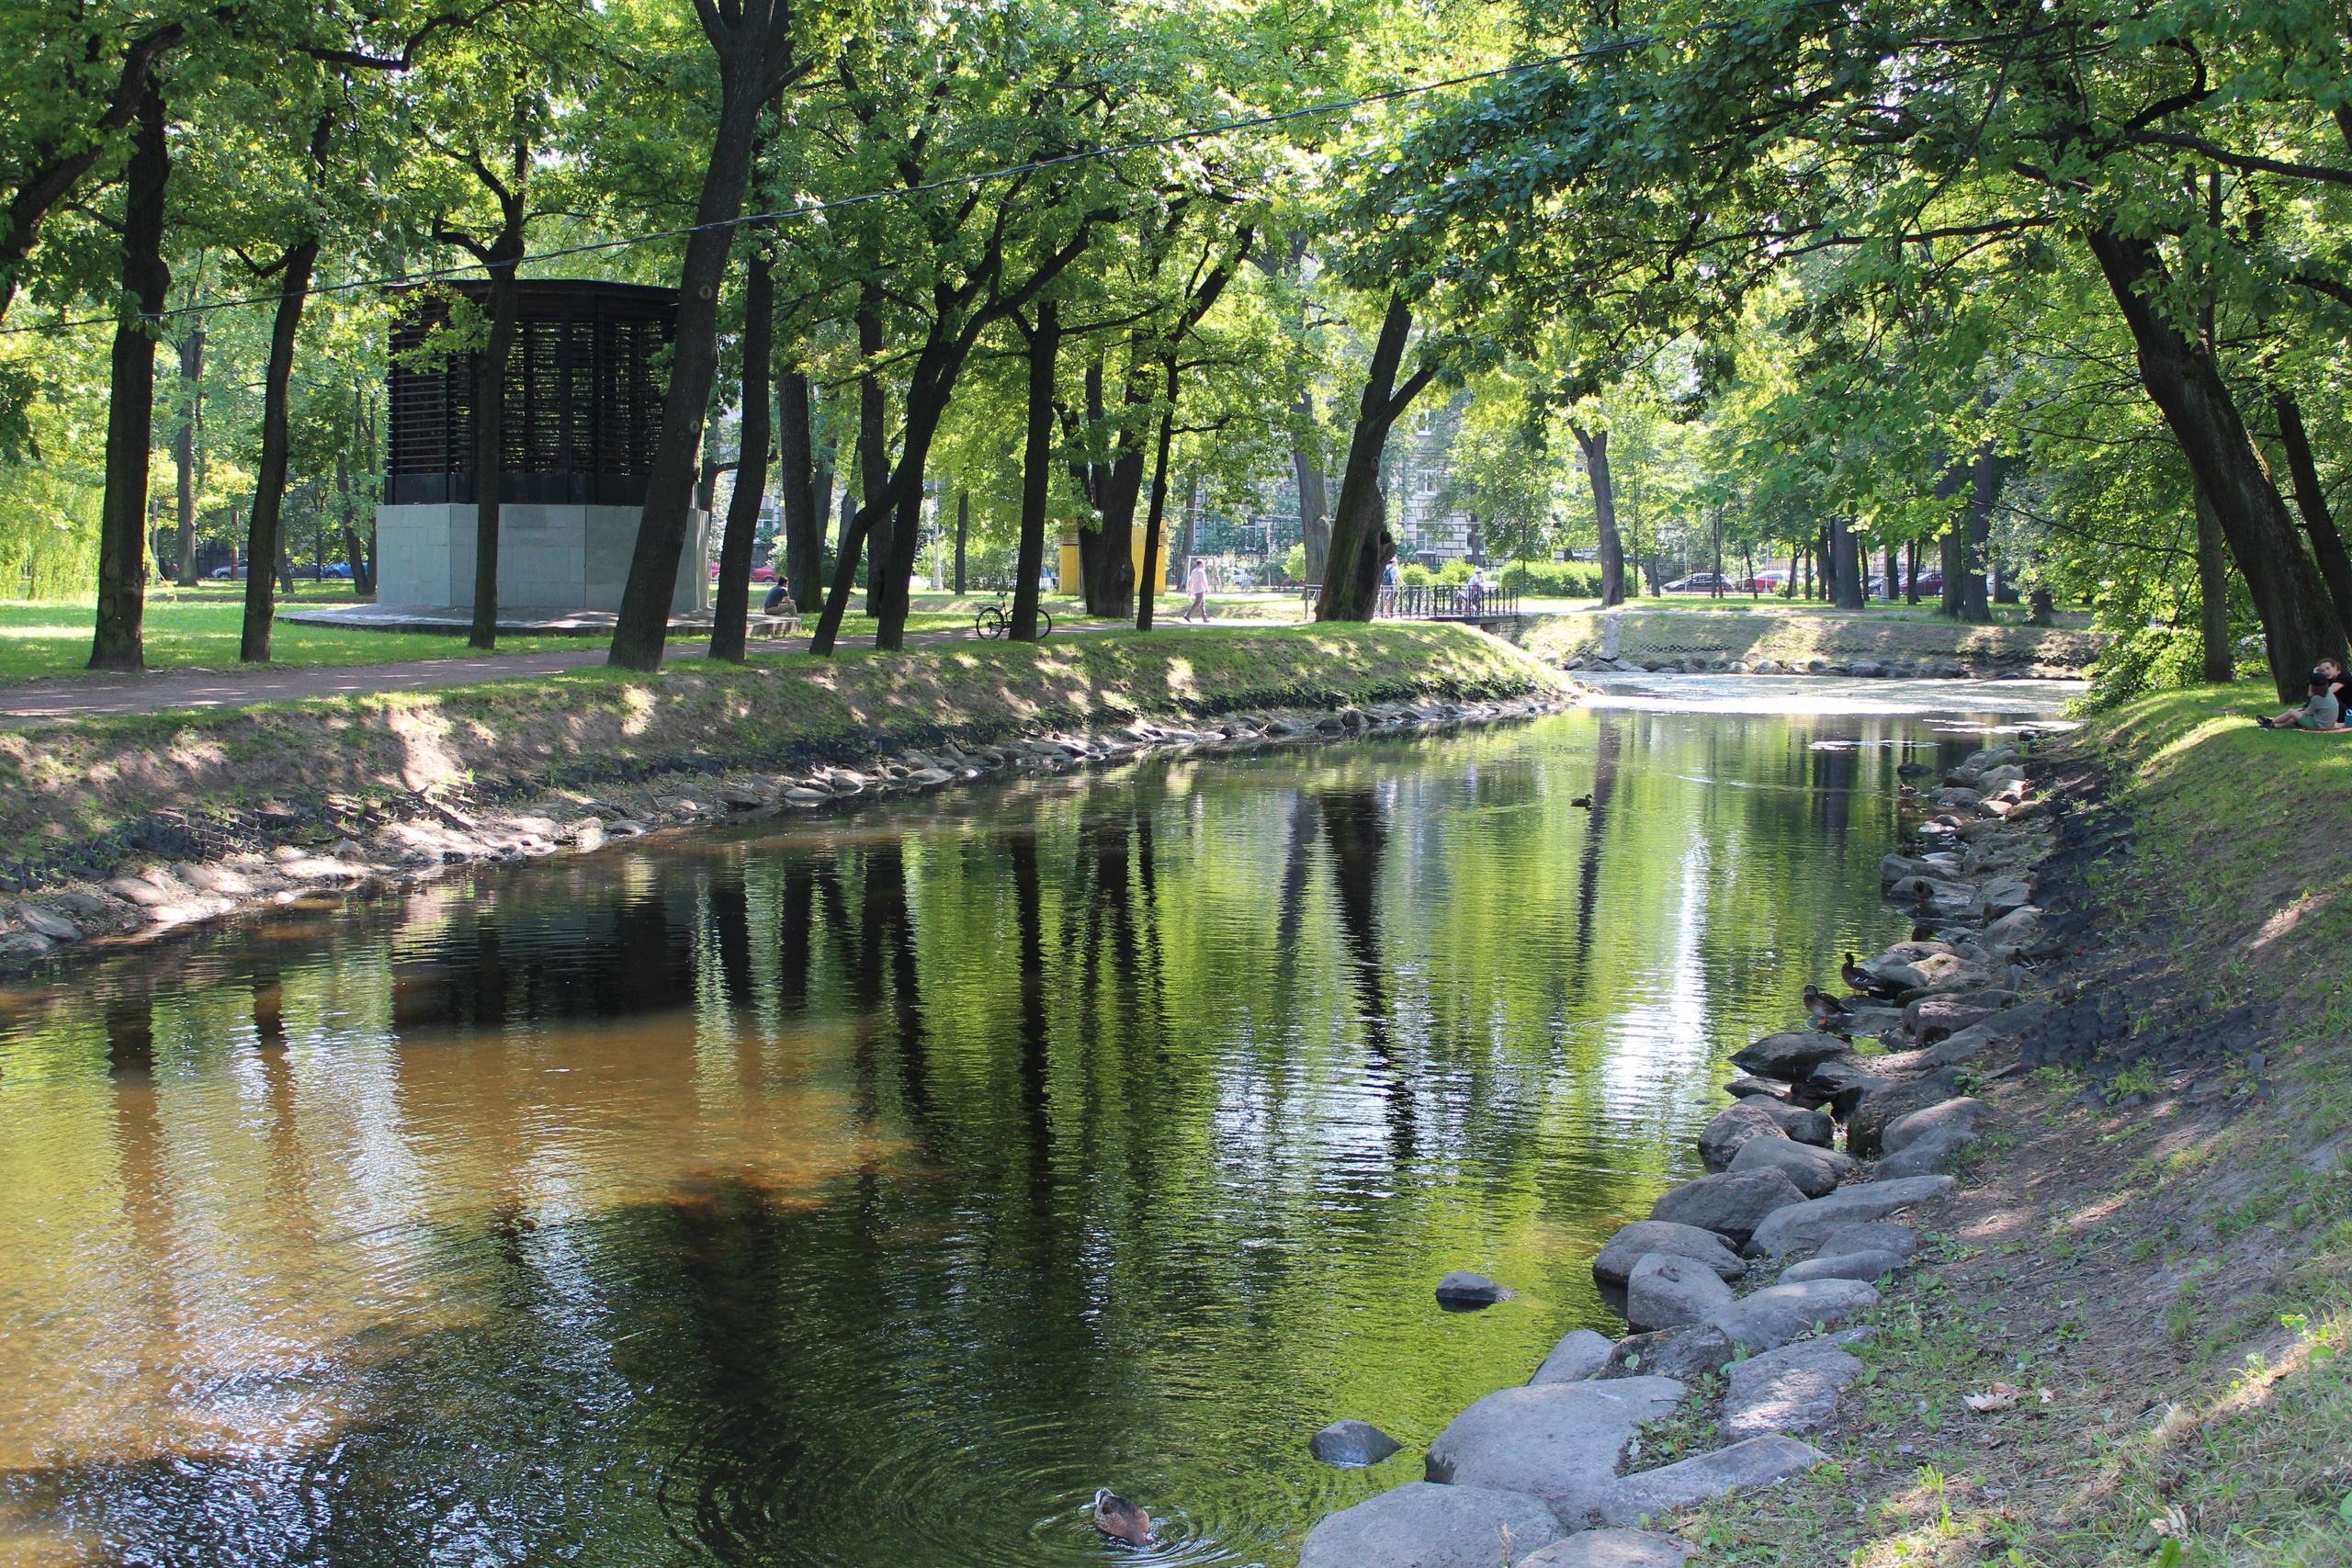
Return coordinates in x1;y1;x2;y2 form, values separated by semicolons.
1184;558;1211;623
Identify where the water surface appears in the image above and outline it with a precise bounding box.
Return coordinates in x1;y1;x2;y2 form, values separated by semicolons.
0;694;2064;1566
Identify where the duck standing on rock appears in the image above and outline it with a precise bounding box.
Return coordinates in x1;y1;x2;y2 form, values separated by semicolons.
1803;983;1854;1034
1840;952;1903;998
1092;1489;1154;1548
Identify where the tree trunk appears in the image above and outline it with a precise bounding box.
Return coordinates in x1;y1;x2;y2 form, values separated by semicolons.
607;10;791;671
1961;444;1997;624
953;490;967;595
234;238;322;662
1569;423;1623;606
2193;484;2234;682
2275;391;2352;632
173;324;202;586
1831;517;1864;609
1180;473;1197;568
710;254;771;662
776;368;820;613
1295;389;1329;582
1905;538;1919;604
854;294;888;618
1883;543;1897;604
809;303;891;656
1136;358;1178;631
2086;226;2346;700
1011;299;1060;642
88;88;170;671
1319;294;1436;621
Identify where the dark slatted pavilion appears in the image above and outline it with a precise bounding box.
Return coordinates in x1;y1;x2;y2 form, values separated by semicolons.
386;279;676;507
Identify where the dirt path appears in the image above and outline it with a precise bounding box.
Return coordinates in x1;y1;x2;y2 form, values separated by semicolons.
0;621;1133;727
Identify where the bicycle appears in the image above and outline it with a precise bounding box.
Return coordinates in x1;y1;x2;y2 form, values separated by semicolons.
974;592;1051;640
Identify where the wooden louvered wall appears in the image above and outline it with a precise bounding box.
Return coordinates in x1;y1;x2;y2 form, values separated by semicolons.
386;280;676;506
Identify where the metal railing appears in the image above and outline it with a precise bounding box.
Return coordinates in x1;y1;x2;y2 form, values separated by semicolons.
1297;583;1522;620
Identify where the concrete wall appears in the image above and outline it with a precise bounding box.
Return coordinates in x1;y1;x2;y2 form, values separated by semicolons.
375;504;708;615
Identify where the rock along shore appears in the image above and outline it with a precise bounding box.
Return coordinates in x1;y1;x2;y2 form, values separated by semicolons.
0;691;1572;971
1296;730;2068;1568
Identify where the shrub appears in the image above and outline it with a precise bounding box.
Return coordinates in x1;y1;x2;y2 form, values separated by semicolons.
1499;558;1606;597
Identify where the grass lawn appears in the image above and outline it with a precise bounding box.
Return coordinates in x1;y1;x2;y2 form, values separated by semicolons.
0;584;978;686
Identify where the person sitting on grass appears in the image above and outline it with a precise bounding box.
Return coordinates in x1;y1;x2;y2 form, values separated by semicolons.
2256;659;2347;729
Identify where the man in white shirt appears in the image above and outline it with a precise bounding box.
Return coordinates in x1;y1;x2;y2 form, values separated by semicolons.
1184;558;1211;622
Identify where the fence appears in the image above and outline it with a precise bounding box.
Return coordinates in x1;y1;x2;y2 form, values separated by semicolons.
1297;583;1522;620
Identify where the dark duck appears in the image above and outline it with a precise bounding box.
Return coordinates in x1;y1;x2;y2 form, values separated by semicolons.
1092;1490;1153;1548
1803;983;1854;1033
1840;952;1903;998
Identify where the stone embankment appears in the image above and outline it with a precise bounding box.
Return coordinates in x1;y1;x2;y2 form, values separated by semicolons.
0;694;1569;969
1559;651;2061;680
1295;737;2059;1568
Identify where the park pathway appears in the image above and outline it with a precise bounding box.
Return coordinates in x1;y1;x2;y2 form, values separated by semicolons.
0;619;1165;727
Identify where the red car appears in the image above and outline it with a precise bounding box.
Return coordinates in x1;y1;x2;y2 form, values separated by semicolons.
709;564;780;583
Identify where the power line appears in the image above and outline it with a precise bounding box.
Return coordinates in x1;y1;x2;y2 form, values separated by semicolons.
0;14;1764;339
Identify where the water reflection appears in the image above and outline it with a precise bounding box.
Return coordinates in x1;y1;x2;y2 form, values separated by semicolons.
0;704;2040;1566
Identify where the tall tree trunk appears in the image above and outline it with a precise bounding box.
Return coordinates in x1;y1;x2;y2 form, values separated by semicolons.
88;89;170;671
2275;391;2352;631
1319;294;1436;622
2193;484;2234;682
1295;389;1329;582
777;367;820;612
953;490;967;594
1817;524;1837;604
1883;542;1897;604
809;304;890;656
1180;473;1197;568
1961;443;1998;625
854;293;888;618
609;6;804;671
173;324;201;586
710;254;772;662
1136;358;1178;631
1569;422;1623;606
461;248;520;652
1905;538;1918;604
2086;226;2346;700
1831;517;1864;609
1011;300;1060;642
237;238;322;662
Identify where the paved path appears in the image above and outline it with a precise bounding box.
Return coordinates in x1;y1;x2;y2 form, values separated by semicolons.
0;620;1148;727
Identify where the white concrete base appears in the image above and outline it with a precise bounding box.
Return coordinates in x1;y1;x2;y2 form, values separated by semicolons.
375;503;708;615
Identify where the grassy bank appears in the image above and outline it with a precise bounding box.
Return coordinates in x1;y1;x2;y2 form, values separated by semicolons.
0;622;1564;889
1679;686;2352;1568
1519;604;2103;671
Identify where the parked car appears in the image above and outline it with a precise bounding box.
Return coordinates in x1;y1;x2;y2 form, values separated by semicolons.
320;563;354;580
1909;569;1944;595
708;563;783;583
207;564;245;580
1662;572;1732;592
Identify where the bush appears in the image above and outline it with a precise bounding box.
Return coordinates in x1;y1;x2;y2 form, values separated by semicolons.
1499;558;1606;598
1401;563;1435;587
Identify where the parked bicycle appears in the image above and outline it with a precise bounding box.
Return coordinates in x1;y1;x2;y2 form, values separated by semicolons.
974;592;1051;640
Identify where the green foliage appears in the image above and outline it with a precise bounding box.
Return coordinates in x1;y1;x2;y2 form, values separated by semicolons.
1498;558;1604;598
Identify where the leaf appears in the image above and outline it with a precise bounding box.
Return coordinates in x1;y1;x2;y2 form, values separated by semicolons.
1964;1382;2023;1412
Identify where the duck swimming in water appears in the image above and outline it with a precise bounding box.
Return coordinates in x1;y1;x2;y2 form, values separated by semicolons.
1570;795;1594;808
1093;1490;1153;1548
1803;983;1854;1034
1840;952;1903;998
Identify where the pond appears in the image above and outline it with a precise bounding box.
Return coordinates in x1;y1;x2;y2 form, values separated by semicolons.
0;684;2076;1567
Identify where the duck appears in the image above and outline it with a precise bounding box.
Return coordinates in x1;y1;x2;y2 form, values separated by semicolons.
1910;923;1939;943
1570;795;1594;808
1093;1489;1153;1548
1840;952;1903;998
1803;983;1854;1034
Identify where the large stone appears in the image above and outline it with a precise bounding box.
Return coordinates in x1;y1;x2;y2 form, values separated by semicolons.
1817;1221;1919;1262
1311;1418;1404;1467
1298;1481;1562;1568
1532;1330;1618;1385
1906;998;1997;1043
1800;1059;1892;1119
1625;1254;1736;1331
1437;1270;1514;1307
1727;1137;1855;1198
1883;1097;1986;1153
1514;1528;1695;1568
1873;1126;1974;1179
1594;1437;1828;1527
10;904;81;942
1779;1248;1904;1284
1748;1176;1955;1256
1720;1340;1864;1440
1597;1325;1736;1382
1848;1073;1966;1158
1424;1379;1687;1529
1747;1099;1837;1147
1649;1168;1810;1248
1592;1223;1746;1289
1723;1077;1789;1100
1705;1279;1880;1351
1696;1101;1791;1171
1730;1032;1852;1079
